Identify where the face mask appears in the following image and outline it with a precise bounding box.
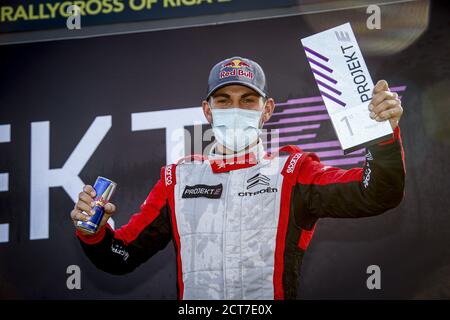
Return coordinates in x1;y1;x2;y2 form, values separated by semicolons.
210;107;263;152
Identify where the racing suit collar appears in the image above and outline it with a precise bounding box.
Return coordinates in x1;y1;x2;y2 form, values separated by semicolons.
208;139;266;173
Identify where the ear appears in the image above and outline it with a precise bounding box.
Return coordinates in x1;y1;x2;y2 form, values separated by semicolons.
261;98;275;124
202;100;213;124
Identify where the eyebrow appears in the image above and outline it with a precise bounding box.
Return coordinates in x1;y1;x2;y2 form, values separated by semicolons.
241;92;260;98
212;93;230;99
212;92;260;99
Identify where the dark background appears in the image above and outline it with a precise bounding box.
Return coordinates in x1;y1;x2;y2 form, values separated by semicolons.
0;0;449;299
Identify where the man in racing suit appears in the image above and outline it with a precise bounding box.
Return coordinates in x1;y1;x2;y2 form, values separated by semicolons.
71;56;405;299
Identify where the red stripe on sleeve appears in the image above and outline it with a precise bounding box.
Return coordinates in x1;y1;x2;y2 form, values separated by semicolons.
297;156;363;186
76;223;112;245
298;225;316;251
378;126;400;146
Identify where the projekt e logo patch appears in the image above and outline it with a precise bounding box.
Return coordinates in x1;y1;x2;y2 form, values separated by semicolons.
182;184;223;199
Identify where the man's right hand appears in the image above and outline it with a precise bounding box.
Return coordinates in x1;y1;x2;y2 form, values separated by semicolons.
71;185;117;236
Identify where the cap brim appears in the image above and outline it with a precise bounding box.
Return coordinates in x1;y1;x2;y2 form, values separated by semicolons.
206;81;267;99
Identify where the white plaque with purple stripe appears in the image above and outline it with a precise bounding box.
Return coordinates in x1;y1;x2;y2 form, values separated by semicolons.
300;22;393;154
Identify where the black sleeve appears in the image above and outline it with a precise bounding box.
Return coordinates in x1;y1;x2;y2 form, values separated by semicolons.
295;129;406;228
76;177;172;275
79;205;171;275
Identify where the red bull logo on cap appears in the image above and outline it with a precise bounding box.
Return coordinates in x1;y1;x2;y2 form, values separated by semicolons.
219;59;254;80
222;59;251;69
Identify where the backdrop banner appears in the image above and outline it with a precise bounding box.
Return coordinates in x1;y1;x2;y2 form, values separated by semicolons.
0;0;300;33
0;3;449;299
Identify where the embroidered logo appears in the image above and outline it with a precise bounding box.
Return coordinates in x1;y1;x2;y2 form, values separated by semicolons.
182;184;223;199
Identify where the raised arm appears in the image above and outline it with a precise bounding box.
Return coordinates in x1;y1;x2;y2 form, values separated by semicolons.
72;170;172;275
295;80;406;228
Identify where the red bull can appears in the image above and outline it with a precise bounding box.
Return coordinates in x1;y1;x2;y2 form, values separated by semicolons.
76;176;117;234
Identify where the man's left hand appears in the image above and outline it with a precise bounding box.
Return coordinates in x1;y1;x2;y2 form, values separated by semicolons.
369;80;403;129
